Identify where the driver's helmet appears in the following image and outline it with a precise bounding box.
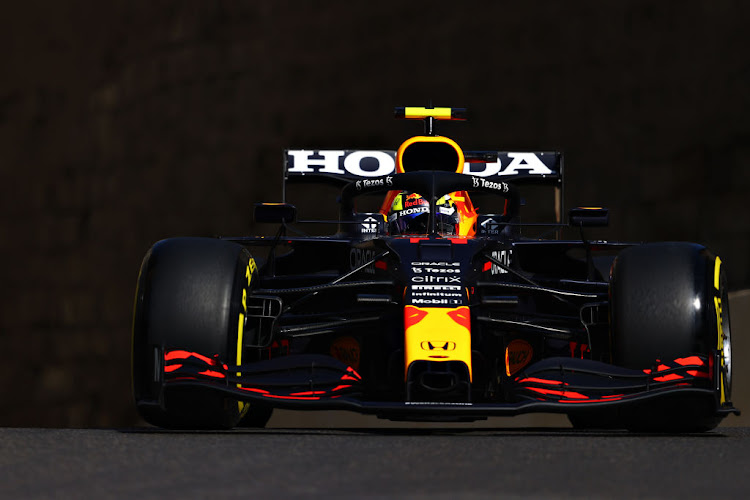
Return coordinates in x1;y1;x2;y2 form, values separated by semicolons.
387;192;460;235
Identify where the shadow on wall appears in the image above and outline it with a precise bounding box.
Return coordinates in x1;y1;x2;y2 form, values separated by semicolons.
266;290;750;430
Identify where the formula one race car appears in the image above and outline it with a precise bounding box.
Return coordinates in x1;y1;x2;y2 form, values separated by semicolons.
132;107;737;431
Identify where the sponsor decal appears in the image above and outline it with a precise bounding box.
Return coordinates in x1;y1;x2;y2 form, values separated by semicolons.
505;339;534;376
411;290;463;298
330;336;361;370
410;281;465;305
714;256;730;404
238;258;257;355
412;298;462;305
489;249;512;275
405;197;428;208
421;341;456;351
236;258;258;414
355;176;394;191
395;206;429;218
409;272;465;303
288;150;555;179
480;218;501;235
288;150;395;177
350;248;376;274
361;216;379;234
413;262;460;267
412;293;463;300
412;266;459;274
410;261;464;294
463;152;554;177
472;176;510;193
411;276;461;283
411;285;462;291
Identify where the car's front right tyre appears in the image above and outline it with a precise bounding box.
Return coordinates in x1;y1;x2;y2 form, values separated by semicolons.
610;242;730;432
132;237;270;429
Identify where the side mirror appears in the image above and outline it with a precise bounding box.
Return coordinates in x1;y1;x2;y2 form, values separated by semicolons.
569;207;609;227
254;203;297;224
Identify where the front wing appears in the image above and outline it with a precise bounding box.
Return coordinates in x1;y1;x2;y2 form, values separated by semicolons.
136;347;739;422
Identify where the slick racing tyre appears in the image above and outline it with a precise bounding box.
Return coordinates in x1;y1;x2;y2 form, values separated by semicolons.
606;242;731;432
132;237;272;429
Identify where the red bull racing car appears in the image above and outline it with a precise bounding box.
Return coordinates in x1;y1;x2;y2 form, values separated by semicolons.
132;107;737;431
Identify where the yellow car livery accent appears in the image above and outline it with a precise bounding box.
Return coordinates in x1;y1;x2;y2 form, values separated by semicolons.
403;107;453;119
404;305;472;382
713;256;727;404
396;135;465;174
390;194;404;212
714;256;722;290
237;258;257;416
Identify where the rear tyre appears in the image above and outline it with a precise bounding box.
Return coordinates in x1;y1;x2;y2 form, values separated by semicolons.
132;237;270;429
607;242;730;432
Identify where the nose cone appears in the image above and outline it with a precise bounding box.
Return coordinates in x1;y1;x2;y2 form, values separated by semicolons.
403;305;472;382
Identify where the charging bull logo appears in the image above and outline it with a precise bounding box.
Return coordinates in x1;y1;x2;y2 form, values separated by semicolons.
330;336;361;371
505;339;533;376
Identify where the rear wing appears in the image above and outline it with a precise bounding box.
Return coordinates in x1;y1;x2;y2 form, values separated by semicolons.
283;149;565;222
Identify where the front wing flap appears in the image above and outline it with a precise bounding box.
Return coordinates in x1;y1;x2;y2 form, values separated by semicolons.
140;347;739;421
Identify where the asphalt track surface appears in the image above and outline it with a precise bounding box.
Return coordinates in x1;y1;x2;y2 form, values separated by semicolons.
2;425;750;499
2;293;746;499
